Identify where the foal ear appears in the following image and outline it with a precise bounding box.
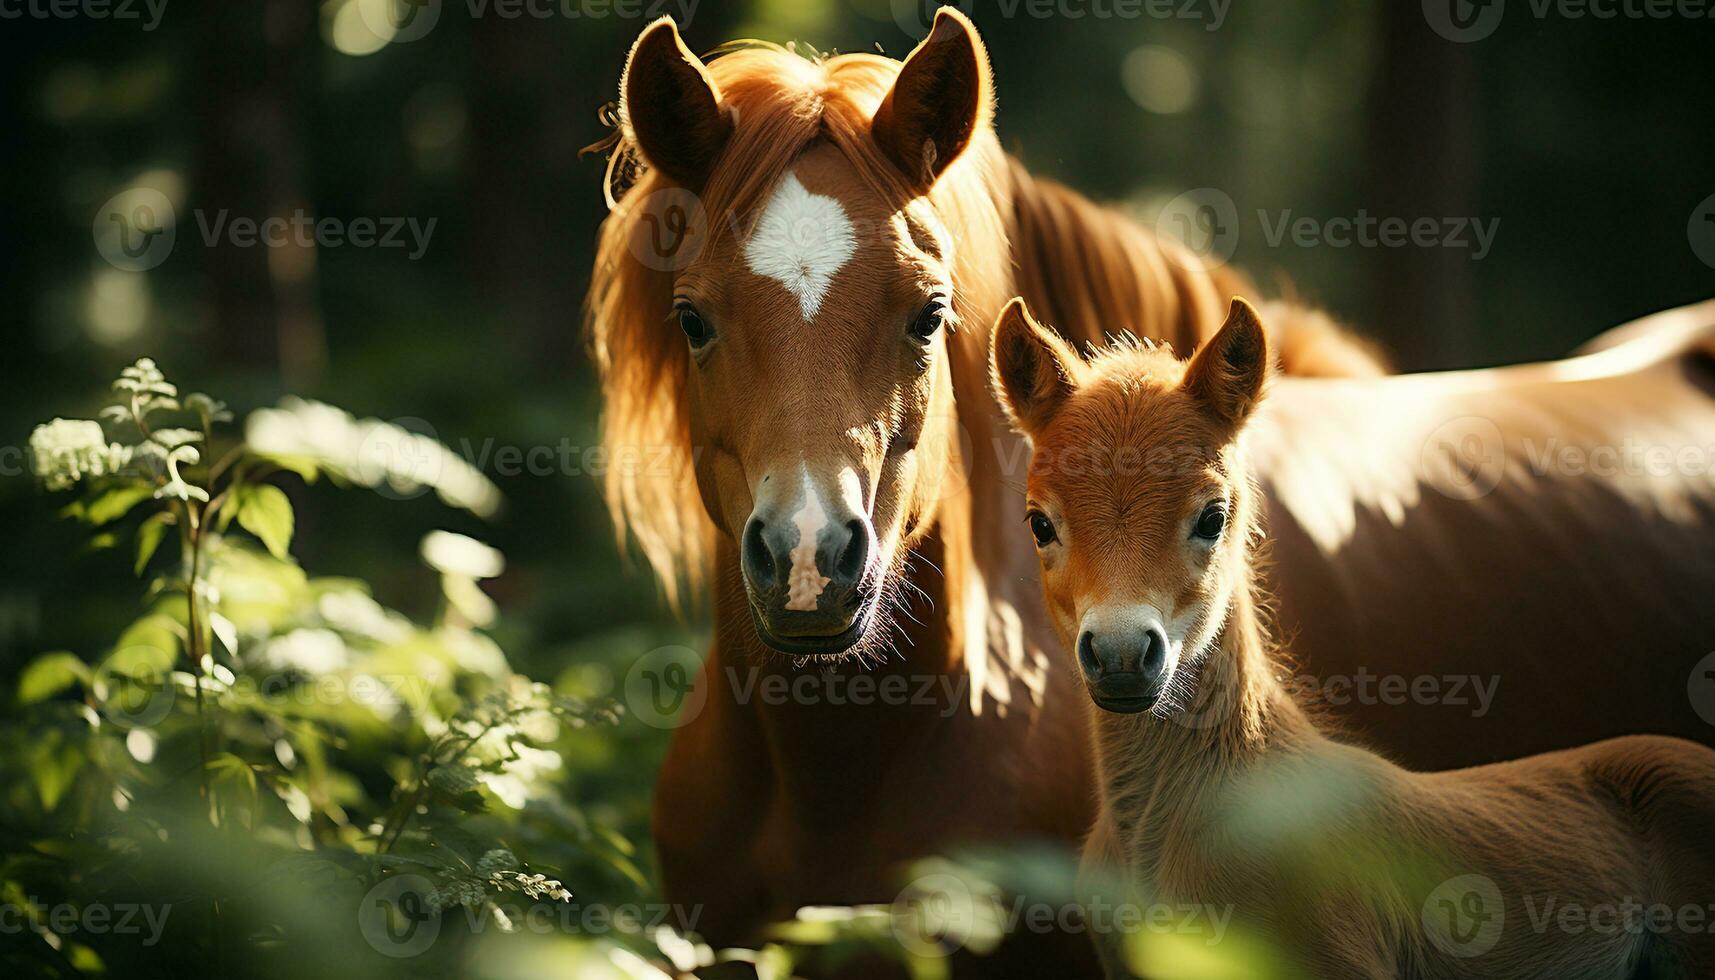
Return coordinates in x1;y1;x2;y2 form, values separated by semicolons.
871;8;993;191
992;298;1083;435
620;17;732;188
1184;298;1271;427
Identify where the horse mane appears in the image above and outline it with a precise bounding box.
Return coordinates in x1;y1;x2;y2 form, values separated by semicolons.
587;39;1384;606
1003;161;1387;378
586;42;1010;607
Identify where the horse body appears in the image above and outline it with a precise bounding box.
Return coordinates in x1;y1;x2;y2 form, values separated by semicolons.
994;300;1715;979
592;10;1715;971
1255;300;1715;766
595;13;1376;968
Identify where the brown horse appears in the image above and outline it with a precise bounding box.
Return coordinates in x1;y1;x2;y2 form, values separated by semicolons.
1253;296;1715;768
993;296;1715;978
589;10;1379;971
588;8;1715;972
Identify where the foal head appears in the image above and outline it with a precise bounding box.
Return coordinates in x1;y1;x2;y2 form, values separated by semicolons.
597;11;1007;656
993;298;1270;713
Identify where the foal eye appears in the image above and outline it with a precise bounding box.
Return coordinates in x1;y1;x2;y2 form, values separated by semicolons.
1026;510;1058;547
677;306;713;349
907;301;948;343
1192;503;1227;541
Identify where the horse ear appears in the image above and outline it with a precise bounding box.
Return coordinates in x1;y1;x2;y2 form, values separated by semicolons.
992;298;1082;435
620;17;732;188
1184;298;1271;427
871;8;993;191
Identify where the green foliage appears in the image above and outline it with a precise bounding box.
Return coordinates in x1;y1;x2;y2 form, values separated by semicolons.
8;358;946;979
6;359;674;978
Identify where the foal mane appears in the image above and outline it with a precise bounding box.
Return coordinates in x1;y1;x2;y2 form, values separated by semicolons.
586;41;1010;606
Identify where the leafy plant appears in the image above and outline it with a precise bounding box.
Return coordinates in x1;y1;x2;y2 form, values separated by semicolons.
7;359;645;977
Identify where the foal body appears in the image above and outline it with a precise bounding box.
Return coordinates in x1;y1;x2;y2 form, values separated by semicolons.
994;298;1715;979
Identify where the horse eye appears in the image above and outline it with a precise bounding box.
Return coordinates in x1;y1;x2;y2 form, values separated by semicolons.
908;301;947;343
678;306;713;349
1027;511;1058;547
1193;503;1227;541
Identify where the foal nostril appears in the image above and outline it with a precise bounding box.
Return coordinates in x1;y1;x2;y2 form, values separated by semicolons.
1079;628;1168;678
1140;628;1168;676
833;519;868;585
742;518;776;592
1078;631;1101;676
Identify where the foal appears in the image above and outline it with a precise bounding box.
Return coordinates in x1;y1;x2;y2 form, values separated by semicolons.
992;297;1715;979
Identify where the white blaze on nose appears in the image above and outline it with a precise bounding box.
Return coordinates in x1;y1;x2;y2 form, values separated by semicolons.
785;474;831;611
742;171;857;321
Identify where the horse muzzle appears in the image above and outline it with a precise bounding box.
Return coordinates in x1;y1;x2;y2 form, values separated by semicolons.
740;478;877;655
1077;606;1174;713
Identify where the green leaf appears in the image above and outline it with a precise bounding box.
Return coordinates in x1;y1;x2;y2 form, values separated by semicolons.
67;484;156;526
262;454;320;483
105;616;181;676
135;512;172;576
18;652;92;704
235;484;294;560
426;765;487;813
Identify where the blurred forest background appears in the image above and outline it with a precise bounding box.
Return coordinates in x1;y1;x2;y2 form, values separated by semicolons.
0;0;1711;977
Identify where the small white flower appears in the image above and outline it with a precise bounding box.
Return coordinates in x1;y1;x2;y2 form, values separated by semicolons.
29;418;133;491
420;530;504;579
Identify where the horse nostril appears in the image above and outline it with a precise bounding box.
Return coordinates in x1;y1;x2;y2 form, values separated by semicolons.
1141;628;1168;677
1077;631;1101;676
835;519;868;585
743;518;776;591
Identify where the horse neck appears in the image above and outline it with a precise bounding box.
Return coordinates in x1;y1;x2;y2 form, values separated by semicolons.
1091;566;1319;824
709;487;976;803
999;156;1249;353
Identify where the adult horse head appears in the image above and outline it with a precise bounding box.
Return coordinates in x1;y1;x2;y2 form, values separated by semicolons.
593;11;1012;657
